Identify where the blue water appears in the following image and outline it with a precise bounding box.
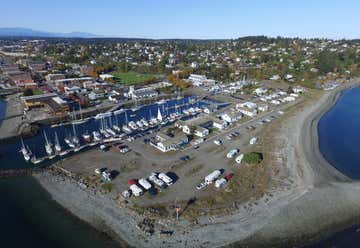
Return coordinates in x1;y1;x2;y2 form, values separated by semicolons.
0;96;213;248
318;86;360;179
0;96;210;169
0;99;6;126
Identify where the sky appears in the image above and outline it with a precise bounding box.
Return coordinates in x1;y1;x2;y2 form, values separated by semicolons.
1;0;359;39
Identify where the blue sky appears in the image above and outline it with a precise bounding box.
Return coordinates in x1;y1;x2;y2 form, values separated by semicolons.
1;0;359;39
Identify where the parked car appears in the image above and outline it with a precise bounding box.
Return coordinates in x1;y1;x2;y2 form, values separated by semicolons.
180;155;190;161
94;167;106;175
196;182;206;190
227;149;239;158
215;178;227;188
214;139;222;146
122;189;131;198
225;173;234;181
117;144;130;153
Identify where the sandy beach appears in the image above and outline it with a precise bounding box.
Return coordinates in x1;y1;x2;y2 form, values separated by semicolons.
34;80;360;248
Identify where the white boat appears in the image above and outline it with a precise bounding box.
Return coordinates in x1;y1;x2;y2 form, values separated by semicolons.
54;132;62;153
122;111;132;134
92;131;102;142
141;118;149;127
157;107;163;122
100;129;111;138
71;104;89;125
113;125;121;132
31;156;44;164
59;150;70;156
157;99;166;104
64;135;75;148
43;131;53;156
113;108;125;115
128;121;138;130
72;124;80;146
106;128;117;137
94;112;112;120
82;131;92;143
136;120;144;128
20;138;32;161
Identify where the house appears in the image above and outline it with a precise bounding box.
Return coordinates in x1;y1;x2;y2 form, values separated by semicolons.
125;86;158;99
238;107;257;117
21;93;69;115
258;104;269;112
203;105;217;114
237;101;257;109
190;61;199;69
253;87;268;96
270;75;281;81
88;90;106;100
99;74;114;81
271;100;281;105
153;132;189;153
64;85;83;95
221;112;242;123
283;96;296;102
45;73;65;81
293;86;305;93
8;72;36;88
188;74;207;86
194;126;209;138
212;119;228;130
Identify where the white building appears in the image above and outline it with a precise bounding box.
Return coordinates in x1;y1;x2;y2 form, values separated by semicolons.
153;132;189;153
253;87;268;96
271;100;281;105
221;112;242;123
188;74;207;86
237;101;258;109
194;126;209;138
238;108;257;117
293;86;305;93
99;74;114;81
212;119;228;130
258;104;269;112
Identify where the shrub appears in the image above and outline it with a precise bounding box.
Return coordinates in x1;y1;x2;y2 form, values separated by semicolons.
243;152;263;164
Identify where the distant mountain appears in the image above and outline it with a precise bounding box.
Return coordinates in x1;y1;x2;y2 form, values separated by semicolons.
0;27;102;38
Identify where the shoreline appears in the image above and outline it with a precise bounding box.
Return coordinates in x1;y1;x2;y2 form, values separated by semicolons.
33;80;360;248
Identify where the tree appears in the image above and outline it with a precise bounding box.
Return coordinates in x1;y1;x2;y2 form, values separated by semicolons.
23;88;34;96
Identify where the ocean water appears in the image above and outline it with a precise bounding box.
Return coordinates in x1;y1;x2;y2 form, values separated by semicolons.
0;96;207;248
0;176;121;248
0;99;6;125
318;86;360;179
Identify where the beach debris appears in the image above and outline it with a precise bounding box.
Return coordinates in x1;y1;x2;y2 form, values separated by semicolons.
136;218;155;235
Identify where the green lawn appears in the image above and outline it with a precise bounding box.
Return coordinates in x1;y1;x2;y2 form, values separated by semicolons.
111;72;160;85
32;89;43;95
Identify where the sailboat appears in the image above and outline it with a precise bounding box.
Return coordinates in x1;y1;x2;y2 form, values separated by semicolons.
149;109;158;126
71;124;80;148
92;130;102;142
43;131;54;157
112;114;122;132
82;130;92;143
99;118;111;138
72;103;89;125
122;111;132;134
20;138;32;161
157;107;163;122
106;117;117;136
54;132;62;153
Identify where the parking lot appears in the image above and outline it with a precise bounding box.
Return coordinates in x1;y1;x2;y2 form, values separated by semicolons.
57;98;293;210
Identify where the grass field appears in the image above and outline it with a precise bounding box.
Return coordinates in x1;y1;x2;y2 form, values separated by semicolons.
32;89;43;95
111;72;160;85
